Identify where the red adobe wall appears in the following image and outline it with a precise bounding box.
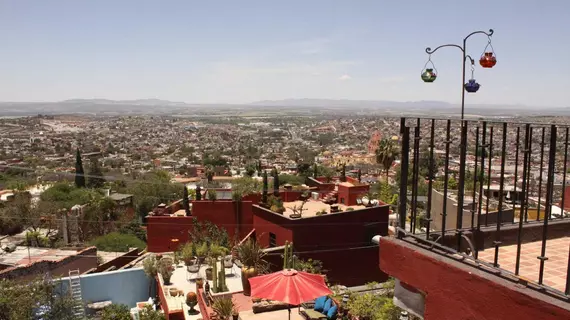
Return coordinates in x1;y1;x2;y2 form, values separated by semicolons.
252;206;294;248
146;216;192;252
306;177;336;192
252;204;389;286
156;275;170;318
281;190;303;202
292;205;388;286
156;275;184;320
379;237;570;320
193;200;256;241
193;200;238;238
147;198;259;252
292;205;388;248
302;246;387;287
197;288;211;320
337;183;369;206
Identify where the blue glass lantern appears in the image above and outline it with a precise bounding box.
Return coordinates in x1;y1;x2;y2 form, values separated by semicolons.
464;79;480;93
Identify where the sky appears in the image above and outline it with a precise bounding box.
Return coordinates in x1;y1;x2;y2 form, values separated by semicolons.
1;0;569;107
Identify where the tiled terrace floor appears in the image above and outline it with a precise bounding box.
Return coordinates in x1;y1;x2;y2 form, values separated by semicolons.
478;237;569;292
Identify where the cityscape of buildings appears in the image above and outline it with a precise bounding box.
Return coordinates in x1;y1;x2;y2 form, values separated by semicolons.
1;1;570;320
1;111;569;319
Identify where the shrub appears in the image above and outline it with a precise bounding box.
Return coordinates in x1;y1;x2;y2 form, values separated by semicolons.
89;232;146;252
140;304;165;320
119;220;147;242
25;231;50;247
101;304;131;320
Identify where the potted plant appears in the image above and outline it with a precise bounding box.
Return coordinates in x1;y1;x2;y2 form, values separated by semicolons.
186;292;199;315
196;242;208;264
206;266;213;281
180;242;196;266
237;239;268;296
212;297;234;320
157;256;174;285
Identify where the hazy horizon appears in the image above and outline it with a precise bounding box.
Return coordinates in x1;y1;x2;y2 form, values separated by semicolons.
1;1;569;107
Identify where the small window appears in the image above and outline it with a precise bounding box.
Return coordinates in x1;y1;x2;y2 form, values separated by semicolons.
340;198;345;204
269;233;277;248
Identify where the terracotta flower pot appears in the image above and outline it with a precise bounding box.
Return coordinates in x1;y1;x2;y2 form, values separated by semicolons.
241;266;258;296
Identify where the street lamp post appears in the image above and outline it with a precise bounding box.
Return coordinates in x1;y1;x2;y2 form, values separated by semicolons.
422;29;496;120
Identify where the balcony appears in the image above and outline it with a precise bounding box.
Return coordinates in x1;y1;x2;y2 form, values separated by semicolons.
382;117;570;319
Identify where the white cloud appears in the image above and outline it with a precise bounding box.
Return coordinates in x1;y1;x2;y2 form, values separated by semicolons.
338;74;352;81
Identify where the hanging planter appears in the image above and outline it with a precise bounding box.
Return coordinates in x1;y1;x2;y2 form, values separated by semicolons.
464;79;480;93
421;68;437;83
479;37;497;68
421;55;437;83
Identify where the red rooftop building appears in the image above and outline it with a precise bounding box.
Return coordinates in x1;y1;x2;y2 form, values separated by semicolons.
146;177;389;286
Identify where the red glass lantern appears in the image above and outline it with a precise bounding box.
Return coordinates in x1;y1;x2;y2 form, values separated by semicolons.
479;38;497;68
480;52;496;68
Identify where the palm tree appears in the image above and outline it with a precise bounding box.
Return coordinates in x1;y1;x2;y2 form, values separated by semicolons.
376;138;399;181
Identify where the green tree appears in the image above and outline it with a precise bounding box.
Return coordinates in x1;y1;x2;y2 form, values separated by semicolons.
89;232;146;252
232;177;262;197
244;163;256;177
40;182;98;209
125;171;183;220
1;192;60;242
183;185;190;215
119;220;147;242
448;176;458;190
376;181;398;205
0;277;79;320
272;169;280;196
376;139;399;180
140;304;166;320
101;304;132;320
87;159;106;189
75;149;85;188
278;174;305;186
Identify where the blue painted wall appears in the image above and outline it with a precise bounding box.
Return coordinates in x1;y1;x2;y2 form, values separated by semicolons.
59;268;154;308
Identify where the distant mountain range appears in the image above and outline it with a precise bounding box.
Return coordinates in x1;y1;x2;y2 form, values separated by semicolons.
0;98;567;117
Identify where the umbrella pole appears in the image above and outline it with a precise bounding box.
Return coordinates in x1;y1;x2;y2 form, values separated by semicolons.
288;306;291;320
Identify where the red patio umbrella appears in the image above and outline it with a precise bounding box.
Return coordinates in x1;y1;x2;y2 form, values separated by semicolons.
249;269;332;319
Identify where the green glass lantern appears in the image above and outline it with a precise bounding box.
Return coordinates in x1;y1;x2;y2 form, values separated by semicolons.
421;68;437;83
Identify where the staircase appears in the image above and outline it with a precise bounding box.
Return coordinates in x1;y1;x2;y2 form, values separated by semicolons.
68;269;85;318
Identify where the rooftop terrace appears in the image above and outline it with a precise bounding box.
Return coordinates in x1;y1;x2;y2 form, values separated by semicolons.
282;199;366;218
158;258;243;320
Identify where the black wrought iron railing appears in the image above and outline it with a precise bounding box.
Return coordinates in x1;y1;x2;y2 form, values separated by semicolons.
397;117;570;302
